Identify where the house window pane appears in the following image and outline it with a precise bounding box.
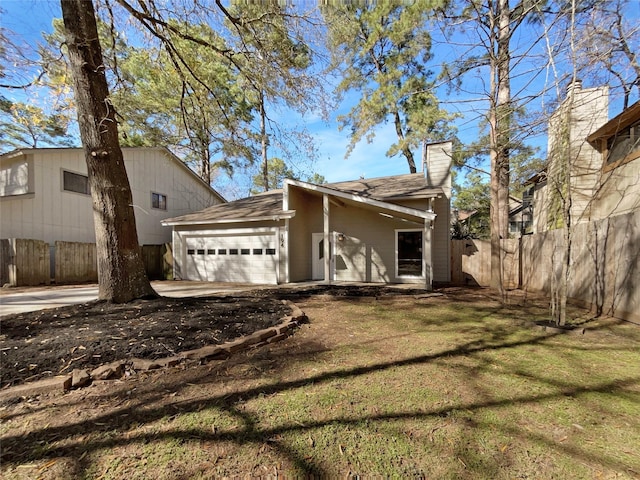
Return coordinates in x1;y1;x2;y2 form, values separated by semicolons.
229;249;238;255
218;249;227;255
197;249;205;255
266;248;276;255
63;170;90;195
207;249;215;255
397;231;422;277
253;249;263;255
607;120;640;165
187;249;195;255
241;249;250;255
152;192;167;210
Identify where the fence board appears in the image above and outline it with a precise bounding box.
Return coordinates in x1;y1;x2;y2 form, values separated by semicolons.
0;238;50;286
452;210;640;322
0;239;9;286
55;241;98;283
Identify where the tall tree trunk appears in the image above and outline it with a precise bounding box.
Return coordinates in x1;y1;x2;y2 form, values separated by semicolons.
259;90;269;191
394;110;417;173
489;0;511;296
61;0;156;303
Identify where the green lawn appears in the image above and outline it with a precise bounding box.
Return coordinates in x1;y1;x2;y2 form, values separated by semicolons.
1;289;639;479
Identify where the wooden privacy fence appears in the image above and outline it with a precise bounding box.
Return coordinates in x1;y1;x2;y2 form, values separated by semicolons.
0;238;50;286
0;239;172;286
141;243;173;280
55;241;98;284
451;209;640;322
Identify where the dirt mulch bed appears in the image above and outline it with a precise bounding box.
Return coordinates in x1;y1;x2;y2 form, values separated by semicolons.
0;294;293;387
0;285;435;388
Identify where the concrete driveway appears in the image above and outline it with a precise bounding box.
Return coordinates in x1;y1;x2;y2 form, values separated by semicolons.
0;281;264;318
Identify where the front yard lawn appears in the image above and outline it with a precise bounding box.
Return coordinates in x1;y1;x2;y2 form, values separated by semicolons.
1;286;638;479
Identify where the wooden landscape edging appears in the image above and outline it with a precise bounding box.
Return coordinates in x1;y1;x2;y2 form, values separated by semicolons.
0;300;307;403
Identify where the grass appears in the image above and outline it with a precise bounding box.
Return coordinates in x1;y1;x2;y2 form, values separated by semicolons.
1;289;639;479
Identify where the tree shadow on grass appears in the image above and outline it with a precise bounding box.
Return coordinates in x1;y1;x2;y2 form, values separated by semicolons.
2;313;639;478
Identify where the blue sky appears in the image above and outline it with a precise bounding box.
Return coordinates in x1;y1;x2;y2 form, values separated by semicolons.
1;2;477;183
2;1;638;198
1;0;418;188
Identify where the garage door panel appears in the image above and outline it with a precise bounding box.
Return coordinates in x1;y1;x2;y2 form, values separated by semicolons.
185;233;277;284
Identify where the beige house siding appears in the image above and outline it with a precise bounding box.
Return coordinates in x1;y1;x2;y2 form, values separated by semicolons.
426;141;452;199
125;148;221;244
592;155;640;220
0;148;221;245
431;195;451;282
538;85;609;231
534;86;640;233
288;189;322;282
286;186;449;284
566;86;609;225
1;150;95;243
330;205;408;283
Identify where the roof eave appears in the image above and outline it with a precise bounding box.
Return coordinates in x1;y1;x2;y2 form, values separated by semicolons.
284;179;437;221
586;101;640;146
162;210;296;227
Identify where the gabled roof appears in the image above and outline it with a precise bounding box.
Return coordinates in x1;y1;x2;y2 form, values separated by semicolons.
324;173;443;201
162;190;293;226
163;173;443;226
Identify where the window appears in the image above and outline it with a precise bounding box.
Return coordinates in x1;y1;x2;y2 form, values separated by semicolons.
397;231;423;277
63;170;90;195
197;249;205;255
266;248;276;255
253;249;263;255
241;249;250;255
1;159;31;197
606;120;640;166
218;249;227;255
187;249;195;255
510;220;533;235
207;249;215;255
229;249;238;255
151;192;167;210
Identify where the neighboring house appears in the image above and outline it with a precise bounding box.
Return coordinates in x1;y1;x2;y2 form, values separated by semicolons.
586;100;640;220
525;82;640;233
507;195;533;236
163;142;452;288
456;196;526;238
0;147;224;246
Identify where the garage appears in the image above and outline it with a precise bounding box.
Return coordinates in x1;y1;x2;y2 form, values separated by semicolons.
184;232;278;284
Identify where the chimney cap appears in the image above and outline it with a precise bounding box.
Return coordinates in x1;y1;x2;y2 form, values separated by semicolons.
567;79;582;93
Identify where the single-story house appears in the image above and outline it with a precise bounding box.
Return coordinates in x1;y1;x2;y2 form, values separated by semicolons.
162;142;453;289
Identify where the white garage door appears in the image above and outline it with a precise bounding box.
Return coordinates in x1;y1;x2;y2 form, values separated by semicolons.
185;234;278;284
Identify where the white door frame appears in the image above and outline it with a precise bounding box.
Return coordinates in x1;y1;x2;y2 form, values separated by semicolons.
312;232;335;281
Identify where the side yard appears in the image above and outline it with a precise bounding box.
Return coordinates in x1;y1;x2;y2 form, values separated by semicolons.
1;287;639;479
